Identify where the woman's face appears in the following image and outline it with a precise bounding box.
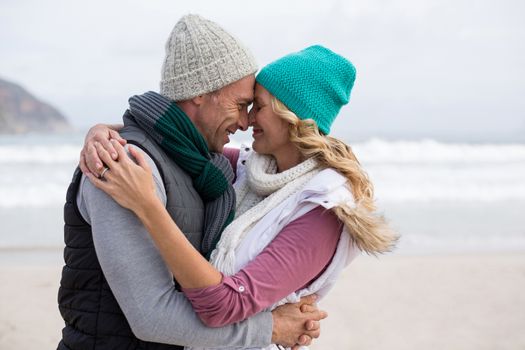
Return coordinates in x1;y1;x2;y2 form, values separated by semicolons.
248;84;293;156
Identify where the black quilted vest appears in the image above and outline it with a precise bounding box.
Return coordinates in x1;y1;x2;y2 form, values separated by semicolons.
57;123;204;349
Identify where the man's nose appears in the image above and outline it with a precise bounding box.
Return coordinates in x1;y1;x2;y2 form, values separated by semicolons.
238;110;249;131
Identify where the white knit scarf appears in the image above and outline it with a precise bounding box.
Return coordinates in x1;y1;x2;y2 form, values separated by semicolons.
209;152;320;276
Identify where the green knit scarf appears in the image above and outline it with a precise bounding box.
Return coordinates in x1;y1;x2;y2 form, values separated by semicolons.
126;91;235;257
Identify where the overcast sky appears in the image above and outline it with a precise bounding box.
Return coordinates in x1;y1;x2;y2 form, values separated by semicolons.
1;0;524;142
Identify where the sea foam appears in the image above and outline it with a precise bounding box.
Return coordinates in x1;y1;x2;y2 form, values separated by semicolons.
1;138;525;207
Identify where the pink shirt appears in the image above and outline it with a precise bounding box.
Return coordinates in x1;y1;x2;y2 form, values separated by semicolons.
182;201;343;327
223;147;240;181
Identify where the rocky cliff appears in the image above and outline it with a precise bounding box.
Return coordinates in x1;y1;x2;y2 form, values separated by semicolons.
0;77;71;134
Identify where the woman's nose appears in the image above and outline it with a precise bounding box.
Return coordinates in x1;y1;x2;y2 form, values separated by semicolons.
238;112;249;131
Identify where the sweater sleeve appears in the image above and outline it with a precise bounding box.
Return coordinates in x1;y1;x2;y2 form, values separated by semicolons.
182;206;343;327
76;146;272;348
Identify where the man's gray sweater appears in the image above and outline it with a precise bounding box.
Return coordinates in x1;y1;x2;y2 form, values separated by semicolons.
76;147;272;348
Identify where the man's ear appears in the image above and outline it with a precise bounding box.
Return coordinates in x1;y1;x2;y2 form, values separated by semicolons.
192;95;206;106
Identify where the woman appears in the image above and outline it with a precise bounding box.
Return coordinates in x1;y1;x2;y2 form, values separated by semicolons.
84;45;398;349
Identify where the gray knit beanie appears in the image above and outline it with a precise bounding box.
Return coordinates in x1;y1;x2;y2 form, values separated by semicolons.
160;14;258;101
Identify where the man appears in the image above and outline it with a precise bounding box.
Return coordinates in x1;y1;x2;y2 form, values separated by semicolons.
58;14;325;350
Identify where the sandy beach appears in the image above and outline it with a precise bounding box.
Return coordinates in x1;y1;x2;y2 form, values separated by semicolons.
1;251;524;350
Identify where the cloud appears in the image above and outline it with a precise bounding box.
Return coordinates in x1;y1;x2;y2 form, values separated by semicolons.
1;0;523;141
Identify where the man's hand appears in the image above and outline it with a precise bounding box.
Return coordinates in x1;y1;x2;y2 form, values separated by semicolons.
271;294;328;349
79;123;126;177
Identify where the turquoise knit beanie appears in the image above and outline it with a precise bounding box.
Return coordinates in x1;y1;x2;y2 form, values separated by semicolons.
256;45;356;135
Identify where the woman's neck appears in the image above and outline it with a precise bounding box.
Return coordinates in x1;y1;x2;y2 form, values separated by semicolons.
273;148;303;173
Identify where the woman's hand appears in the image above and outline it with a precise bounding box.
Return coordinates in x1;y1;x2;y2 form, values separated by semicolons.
87;141;223;290
79;123;126;177
85;139;158;217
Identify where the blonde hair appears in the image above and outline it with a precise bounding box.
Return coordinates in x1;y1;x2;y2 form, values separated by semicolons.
271;97;399;254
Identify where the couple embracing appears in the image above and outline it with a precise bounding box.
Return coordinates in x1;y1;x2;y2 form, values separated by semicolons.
58;14;397;350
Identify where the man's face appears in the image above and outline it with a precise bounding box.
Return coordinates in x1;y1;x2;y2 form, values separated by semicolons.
195;75;255;153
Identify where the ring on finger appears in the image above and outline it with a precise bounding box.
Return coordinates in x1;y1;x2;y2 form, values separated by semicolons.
100;167;110;179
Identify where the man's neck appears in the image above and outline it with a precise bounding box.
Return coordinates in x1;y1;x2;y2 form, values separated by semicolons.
176;100;197;121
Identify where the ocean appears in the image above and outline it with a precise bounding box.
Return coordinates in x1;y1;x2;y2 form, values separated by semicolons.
1;133;524;258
